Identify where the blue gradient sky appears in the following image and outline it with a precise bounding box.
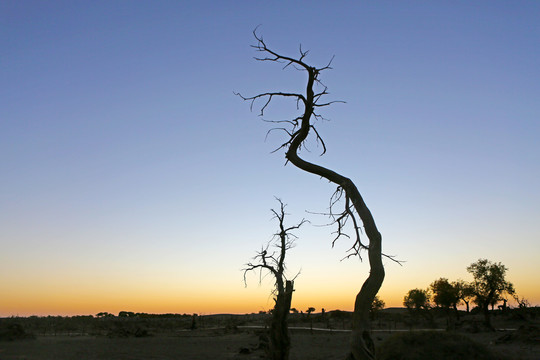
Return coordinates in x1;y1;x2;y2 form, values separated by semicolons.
1;1;539;316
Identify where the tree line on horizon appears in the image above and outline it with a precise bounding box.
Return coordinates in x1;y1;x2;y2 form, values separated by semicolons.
402;258;530;329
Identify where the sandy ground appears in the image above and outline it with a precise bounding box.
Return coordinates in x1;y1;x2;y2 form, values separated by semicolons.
0;328;538;360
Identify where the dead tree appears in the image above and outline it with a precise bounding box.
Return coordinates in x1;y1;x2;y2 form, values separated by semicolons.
244;199;305;360
238;31;396;360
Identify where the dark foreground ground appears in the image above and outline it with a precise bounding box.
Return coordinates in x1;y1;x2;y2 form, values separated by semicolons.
1;309;538;359
0;328;538;360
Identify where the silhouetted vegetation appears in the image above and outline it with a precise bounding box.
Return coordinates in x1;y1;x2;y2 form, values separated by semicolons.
430;278;459;311
401;258;535;336
430;278;461;326
453;279;475;313
244;198;305;360
370;296;385;321
2;307;539;360
496;324;540;345
237;28;397;360
376;331;506;360
0;313;195;338
0;321;35;341
403;289;431;312
467;259;515;329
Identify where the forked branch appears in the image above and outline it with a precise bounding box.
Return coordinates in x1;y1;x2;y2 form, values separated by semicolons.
243;198;306;295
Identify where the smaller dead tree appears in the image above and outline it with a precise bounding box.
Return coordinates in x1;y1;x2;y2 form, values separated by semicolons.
244;199;306;360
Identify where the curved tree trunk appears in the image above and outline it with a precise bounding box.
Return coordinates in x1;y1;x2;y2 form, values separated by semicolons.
285;71;385;360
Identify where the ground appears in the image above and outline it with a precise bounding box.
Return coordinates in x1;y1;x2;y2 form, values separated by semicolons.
0;328;538;360
1;310;538;359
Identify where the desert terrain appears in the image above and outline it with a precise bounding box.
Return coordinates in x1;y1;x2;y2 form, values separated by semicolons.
1;309;538;360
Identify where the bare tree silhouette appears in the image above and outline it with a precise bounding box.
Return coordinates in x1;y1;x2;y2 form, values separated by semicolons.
244;198;306;360
237;30;398;360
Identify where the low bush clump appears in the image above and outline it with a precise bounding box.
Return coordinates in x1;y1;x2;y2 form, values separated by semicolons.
377;331;503;360
496;325;540;344
0;323;35;341
105;322;151;338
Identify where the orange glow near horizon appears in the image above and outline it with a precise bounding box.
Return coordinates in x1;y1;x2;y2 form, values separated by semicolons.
3;282;539;317
3;250;539;317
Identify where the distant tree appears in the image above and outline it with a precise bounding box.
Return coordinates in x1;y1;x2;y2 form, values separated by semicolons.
403;289;431;311
467;259;515;328
118;311;135;318
306;307;316;317
452;279;475;313
290;308;299;314
370;295;385;320
96;312;113;318
371;295;385;312
404;288;431;324
237;29;400;360
513;294;530;309
430;278;460;323
244;198;306;360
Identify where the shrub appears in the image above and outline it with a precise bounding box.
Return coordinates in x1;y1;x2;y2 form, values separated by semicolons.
0;323;35;341
377;331;504;360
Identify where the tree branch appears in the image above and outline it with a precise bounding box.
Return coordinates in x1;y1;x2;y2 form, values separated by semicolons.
243;198;306;293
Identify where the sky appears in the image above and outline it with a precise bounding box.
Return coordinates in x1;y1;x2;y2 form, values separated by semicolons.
1;1;539;317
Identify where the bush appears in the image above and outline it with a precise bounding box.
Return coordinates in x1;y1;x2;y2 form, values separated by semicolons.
105;321;151;338
496;325;540;344
0;323;35;341
377;331;504;360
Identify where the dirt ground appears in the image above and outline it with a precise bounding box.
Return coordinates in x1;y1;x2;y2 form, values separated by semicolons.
0;328;538;360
